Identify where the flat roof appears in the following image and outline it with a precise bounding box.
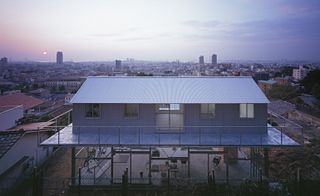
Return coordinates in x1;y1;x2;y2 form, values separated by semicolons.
71;76;269;104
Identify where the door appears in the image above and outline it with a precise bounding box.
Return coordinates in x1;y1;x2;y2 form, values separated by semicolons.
156;104;184;130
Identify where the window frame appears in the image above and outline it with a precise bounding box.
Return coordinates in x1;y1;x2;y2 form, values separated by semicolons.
85;103;101;119
124;104;139;119
200;104;216;119
239;103;254;119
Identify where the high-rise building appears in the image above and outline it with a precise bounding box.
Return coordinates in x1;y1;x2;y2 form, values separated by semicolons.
56;51;63;64
0;57;8;65
292;65;309;81
115;60;122;71
199;56;204;65
211;54;217;65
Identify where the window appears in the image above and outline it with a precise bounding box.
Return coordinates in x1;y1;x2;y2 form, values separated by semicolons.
157;104;181;112
124;104;139;118
200;104;215;118
240;104;254;118
85;104;101;118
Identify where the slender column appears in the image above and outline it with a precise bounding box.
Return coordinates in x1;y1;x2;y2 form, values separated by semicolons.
129;149;132;183
111;147;114;184
149;147;152;184
71;147;76;185
187;147;191;178
264;148;269;178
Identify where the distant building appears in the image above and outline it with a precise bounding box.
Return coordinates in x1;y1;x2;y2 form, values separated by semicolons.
199;56;204;65
44;77;84;92
29;88;50;98
56;51;63;64
0;57;8;66
274;76;290;86
211;54;217;65
115;60;122;71
292;65;309;81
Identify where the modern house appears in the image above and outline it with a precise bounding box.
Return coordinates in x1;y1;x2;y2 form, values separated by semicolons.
41;76;300;187
43;76;298;146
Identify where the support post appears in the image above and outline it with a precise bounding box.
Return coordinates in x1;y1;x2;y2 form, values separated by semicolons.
149;147;152;184
78;167;81;196
188;147;191;179
263;148;269;178
207;153;210;181
130;149;132;184
111;147;114;184
71;147;76;185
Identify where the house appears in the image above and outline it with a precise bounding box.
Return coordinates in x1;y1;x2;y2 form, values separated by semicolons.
0;105;24;131
257;79;277;93
0;93;44;115
29;88;50;98
40;76;300;187
42;76;298;146
0;124;54;193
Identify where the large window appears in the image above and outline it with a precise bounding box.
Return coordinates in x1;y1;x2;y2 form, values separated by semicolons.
240;104;254;118
200;104;216;118
124;104;139;118
85;104;101;118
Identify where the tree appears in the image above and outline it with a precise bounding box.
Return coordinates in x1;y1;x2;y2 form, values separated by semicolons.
50;86;57;93
266;84;299;101
300;70;320;93
311;83;320;100
58;85;65;92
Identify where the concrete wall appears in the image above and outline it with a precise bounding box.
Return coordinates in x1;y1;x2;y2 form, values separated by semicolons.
73;103;267;133
0;132;53;175
0;106;24;131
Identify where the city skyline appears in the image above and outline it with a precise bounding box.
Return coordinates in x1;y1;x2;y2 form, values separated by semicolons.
1;0;320;62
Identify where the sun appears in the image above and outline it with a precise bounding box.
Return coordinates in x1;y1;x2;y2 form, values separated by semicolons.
42;51;47;55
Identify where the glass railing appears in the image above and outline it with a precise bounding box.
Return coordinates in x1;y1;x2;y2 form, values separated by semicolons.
41;124;302;146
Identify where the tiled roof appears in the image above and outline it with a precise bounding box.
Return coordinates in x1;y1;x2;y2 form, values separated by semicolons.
0;93;44;110
268;100;296;115
0;131;25;159
71;76;269;104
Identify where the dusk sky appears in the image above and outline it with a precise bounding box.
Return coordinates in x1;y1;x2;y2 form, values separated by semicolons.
1;0;320;62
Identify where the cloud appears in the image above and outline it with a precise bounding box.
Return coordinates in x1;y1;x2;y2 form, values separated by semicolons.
180;16;320;45
182;20;220;28
88;33;122;37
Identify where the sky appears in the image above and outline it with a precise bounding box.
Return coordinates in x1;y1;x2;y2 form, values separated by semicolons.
0;0;320;62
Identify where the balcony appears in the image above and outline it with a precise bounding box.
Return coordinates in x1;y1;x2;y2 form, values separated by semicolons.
41;124;300;147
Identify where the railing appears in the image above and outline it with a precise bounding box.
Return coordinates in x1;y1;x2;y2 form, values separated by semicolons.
41;124;303;147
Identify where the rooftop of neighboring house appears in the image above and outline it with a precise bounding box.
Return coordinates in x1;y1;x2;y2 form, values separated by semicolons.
268;100;296;116
0;131;25;159
0;105;22;113
71;76;269;104
12;122;55;132
0;93;44;110
258;79;277;85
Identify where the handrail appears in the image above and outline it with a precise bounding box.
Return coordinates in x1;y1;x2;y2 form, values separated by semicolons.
42;124;300;129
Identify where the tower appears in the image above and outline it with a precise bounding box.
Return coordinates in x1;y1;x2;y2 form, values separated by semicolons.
56;51;63;64
212;54;217;66
199;56;204;65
